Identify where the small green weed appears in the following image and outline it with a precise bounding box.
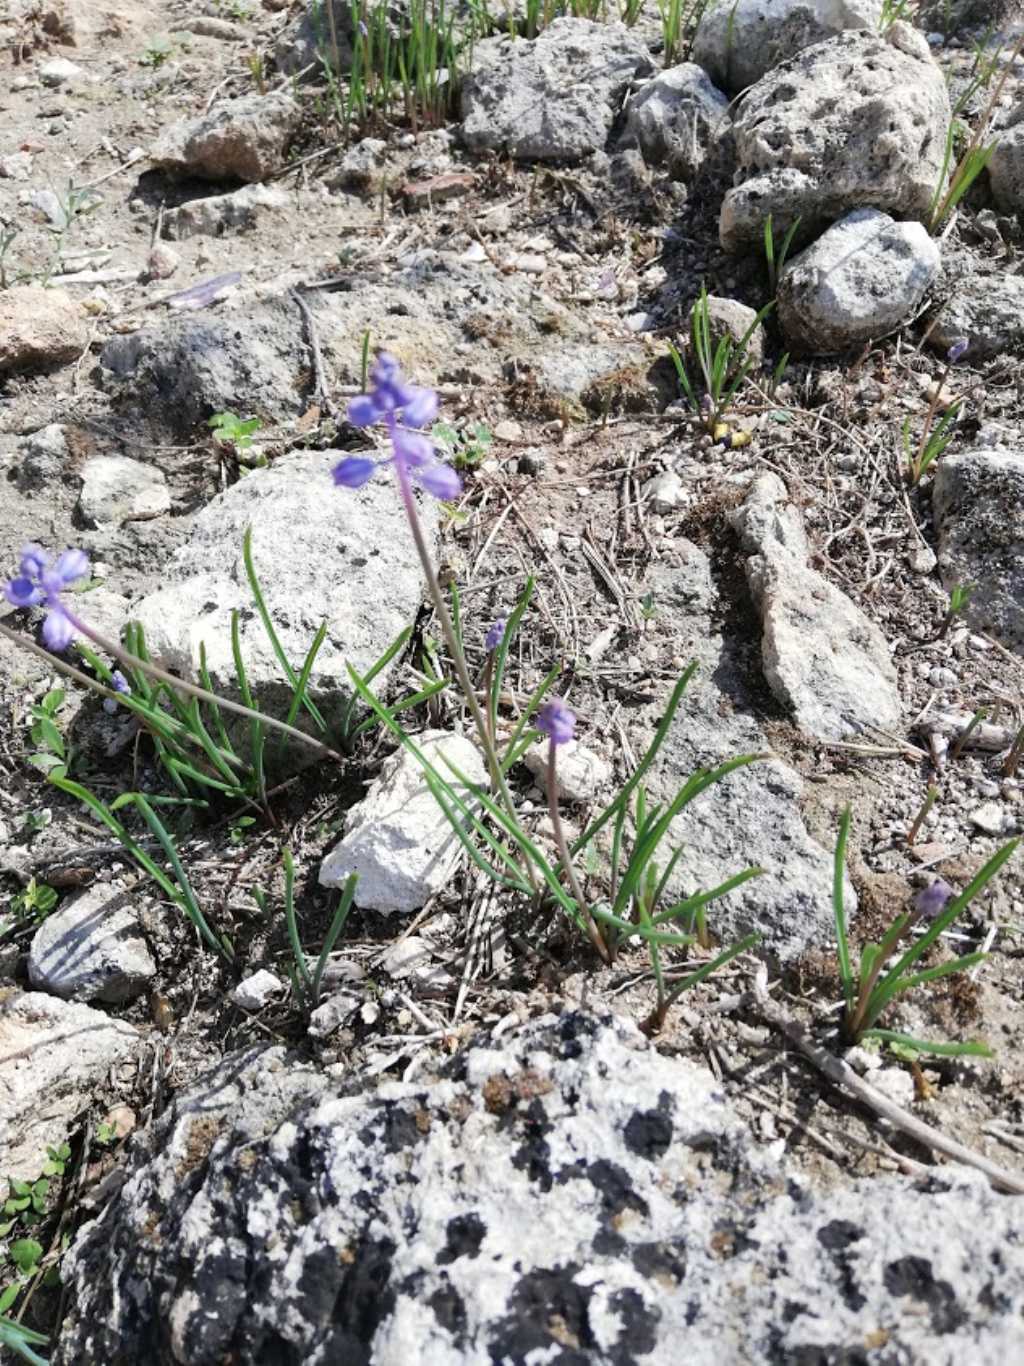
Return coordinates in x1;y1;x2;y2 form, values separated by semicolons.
139;34;174;67
26;688;68;779
432;421;492;470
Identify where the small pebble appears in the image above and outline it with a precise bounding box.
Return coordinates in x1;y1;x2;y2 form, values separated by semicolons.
970;801;1006;836
928;666;957;688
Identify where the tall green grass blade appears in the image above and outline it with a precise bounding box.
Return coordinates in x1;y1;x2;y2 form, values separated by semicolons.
861;1028;993;1059
242;527;327;732
312;872;358;1005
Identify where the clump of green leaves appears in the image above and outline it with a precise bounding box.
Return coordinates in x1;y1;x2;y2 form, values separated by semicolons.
432;421;492;470
902;402;960;485
833;808;1017;1057
26;688;68;779
140;34;173;67
209;411;265;469
668;285;772;433
3;878;58;937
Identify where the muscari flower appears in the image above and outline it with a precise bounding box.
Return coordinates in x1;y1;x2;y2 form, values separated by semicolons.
913;879;955;921
4;544;89;651
947;338;969;365
103;670;132;715
536;696;575;746
485;617;506;652
332;353;460;500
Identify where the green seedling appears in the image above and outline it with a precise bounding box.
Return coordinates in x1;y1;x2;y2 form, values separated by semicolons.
4;879;58;937
432;421;492;470
940;581;975;636
833;806;1017;1056
669;285;773;433
26;688;68;779
208;411;264;467
140;34;173;67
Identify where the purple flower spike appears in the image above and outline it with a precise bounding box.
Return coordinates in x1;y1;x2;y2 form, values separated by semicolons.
417;461;462;500
536;697;575;746
913;879;955;921
103;670;132;714
485;617;506;652
332;456;377;489
4;543;89;653
947;338;969;364
336;352;459;501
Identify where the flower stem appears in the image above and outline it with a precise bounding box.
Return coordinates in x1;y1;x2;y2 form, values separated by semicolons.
61;611;344;762
545;740;609;964
389;431;538;893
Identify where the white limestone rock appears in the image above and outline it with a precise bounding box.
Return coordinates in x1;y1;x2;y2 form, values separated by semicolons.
319;732;489;913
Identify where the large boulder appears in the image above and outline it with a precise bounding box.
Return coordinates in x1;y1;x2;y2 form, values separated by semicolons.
54;1010;1024;1364
692;0;883;94
461;18;653;162
933;447;1024;653
778;208;940;353
721;30;949;252
129;449;438;715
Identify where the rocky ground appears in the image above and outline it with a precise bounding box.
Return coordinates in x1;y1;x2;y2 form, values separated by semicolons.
2;0;1024;1361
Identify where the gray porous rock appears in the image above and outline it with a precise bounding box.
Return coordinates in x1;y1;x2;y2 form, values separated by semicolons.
721;30;950;252
461;18;653;162
128;448;437;716
161;183;290;239
730;473;902;739
778;208;940;353
150;92;301;182
99;296;314;437
622;62;730;179
15;423;69;490
692;0;883;94
932;447;1024;653
27;881;156;1003
927;271;1024;359
0;991;141;1182
987;100;1024;214
53;1009;1024;1365
78;454;170;526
